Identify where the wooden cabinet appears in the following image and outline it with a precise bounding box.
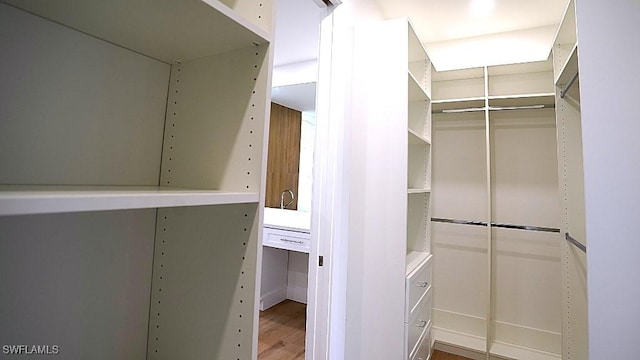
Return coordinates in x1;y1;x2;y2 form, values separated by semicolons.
266;102;302;210
406;256;433;359
260;208;310;310
0;1;274;359
431;59;562;359
350;18;433;360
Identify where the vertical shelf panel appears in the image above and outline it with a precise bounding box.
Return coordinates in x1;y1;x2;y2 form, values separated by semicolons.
432;113;488;342
160;45;269;192
0;5;169;186
488;80;562;357
432;68;485;102
216;0;275;36
148;204;259;359
0;210;156;359
553;0;577;83
408;192;431;254
409;101;429;139
555;74;588;360
0;1;273;359
488;59;555;97
408;144;431;190
433;61;564;359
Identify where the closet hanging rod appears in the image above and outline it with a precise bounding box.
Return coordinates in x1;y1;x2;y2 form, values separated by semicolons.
434;104;554;114
436;107;485;114
491;222;560;233
431;217;488;227
565;232;586;253
488;104;555;111
560;71;579;99
431;217;560;233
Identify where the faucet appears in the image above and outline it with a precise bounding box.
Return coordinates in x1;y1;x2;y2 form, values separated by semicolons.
280;189;295;209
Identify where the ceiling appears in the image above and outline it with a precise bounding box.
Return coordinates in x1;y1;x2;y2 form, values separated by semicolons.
271;0;571;110
272;82;317;113
374;0;569;44
273;0;325;68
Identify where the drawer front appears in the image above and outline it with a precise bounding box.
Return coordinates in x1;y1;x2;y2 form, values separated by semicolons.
407;289;432;359
406;256;432;319
411;324;432;360
263;227;310;253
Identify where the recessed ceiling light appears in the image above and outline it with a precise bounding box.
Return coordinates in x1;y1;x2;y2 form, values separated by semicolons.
470;0;495;18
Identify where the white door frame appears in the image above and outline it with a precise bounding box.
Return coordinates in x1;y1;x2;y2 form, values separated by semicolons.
306;4;348;360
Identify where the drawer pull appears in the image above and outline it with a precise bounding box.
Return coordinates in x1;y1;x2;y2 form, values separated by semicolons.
417;320;427;328
417;281;429;288
280;238;304;245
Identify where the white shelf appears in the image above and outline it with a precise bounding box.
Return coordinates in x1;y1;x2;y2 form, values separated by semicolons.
408;20;428;64
488;60;553;77
432;97;486;112
432;97;485;104
4;0;270;63
553;0;577;50
406;251;430;276
0;185;259;216
488;93;556;108
408;188;431;194
555;44;579;87
263;208;311;233
490;341;561;360
409;129;431;145
409;72;430;102
432;327;486;354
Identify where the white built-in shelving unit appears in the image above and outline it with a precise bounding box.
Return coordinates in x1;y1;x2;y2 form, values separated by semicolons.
552;1;588;359
431;57;562;360
349;18;433;360
0;0;274;358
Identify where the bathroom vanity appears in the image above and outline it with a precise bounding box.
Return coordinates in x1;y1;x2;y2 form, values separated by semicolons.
260;208;311;310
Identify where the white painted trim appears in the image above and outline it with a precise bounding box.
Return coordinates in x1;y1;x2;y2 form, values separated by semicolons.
306;6;337;360
260;286;288;311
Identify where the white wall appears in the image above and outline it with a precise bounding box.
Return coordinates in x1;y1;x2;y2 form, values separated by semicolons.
310;0;385;359
287;251;310;303
576;0;640;358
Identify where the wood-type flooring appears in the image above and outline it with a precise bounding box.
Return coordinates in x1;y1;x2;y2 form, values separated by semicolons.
258;300;306;360
257;299;472;360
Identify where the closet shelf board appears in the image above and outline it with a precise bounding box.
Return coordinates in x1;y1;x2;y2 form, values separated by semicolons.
409;72;431;102
432;98;486;112
408;188;431;195
4;0;271;63
432;327;486;354
0;185;259;216
409;129;431;145
488;93;556;108
490;341;561;360
406;251;430;276
555;44;579;87
432;97;485;104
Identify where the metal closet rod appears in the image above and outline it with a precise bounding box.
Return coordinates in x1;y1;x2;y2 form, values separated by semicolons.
434;104;555;114
431;217;560;233
565;232;587;253
560;71;579;99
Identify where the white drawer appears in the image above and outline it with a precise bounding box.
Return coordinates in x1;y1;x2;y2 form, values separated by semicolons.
263;227;310;253
407;289;432;359
406;255;432;320
411;324;432;360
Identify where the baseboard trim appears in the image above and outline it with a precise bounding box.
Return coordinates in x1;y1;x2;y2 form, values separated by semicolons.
260;286;287;311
